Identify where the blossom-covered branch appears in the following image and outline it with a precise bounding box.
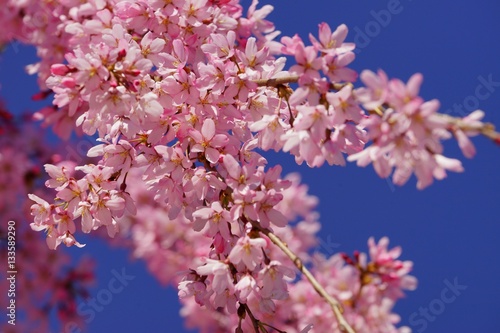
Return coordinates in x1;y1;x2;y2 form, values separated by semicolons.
0;0;496;332
255;224;355;333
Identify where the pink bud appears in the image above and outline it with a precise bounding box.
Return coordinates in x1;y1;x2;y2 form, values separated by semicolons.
117;49;127;61
51;64;70;76
61;77;76;88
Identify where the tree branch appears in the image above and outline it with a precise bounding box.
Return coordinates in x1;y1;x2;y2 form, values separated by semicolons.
243;303;263;333
253;76;300;87
255;224;356;333
439;113;500;143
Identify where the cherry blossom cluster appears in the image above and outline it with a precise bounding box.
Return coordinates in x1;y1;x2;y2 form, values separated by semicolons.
0;107;94;333
177;240;417;333
269;28;495;189
108;168;415;332
1;0;498;332
349;71;490;189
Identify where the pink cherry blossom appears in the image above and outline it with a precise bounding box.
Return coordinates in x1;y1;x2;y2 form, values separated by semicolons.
309;23;355;54
192;201;232;239
28;194;53;226
228;236;267;270
356;69;389;110
190;118;229;164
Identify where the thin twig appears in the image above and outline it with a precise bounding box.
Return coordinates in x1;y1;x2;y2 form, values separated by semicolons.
255;225;355;333
253;76;300;87
243;304;262;333
438;113;500;142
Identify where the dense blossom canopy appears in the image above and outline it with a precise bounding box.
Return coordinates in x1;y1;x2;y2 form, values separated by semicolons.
0;0;498;332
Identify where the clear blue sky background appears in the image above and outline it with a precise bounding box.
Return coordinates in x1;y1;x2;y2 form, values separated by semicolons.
1;1;499;332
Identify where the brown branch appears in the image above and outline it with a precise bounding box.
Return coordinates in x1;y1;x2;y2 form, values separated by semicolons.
253;75;350;91
253;76;300;87
255;224;356;333
438;113;500;142
243;304;262;333
369;104;500;144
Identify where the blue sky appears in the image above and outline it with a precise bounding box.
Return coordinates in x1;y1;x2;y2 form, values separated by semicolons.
1;1;499;332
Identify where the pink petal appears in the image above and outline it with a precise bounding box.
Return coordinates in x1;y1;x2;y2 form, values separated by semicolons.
407;73;423;97
455;129;476;158
223;154;241;179
205;147;220;164
331;24;348;45
210;134;228;147
318;22;333;46
267;209;287;228
201;118;216;140
150;38;166;53
193;207;213;220
435;154;464;172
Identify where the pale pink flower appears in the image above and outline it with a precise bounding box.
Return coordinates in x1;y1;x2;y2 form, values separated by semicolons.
28;194;53;225
75;201;94;233
356;69;389;110
182;0;211;25
161;69;198;105
235;274;257;303
289;44;322;79
53;210;76;237
56;179;88;215
236;37;269;69
367;237;417;297
158;39;188;75
281;130;324;167
454;129;476;158
77;165;116;191
222;154;261;192
293;104;334;143
44;163;74;190
309;23;355;54
201;31;236;61
228;236;267;270
244;0;275;36
186;167;226;201
327;86;363;125
280;34;305;55
47;228;86;250
322;52;357;83
224;72;257;102
88;190;125;227
195;259;232;294
258;261;295;300
197;61;226;95
178;280;209;305
66;49;109;93
136;92;164;121
190;118;229;164
102;140;136;175
192;202;232;239
255;190;288;228
139;31;165;65
388;73;424;114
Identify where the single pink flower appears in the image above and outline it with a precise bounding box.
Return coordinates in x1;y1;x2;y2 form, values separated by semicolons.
190;118;228;164
192;202;232;239
28;194;53;226
228;236;267;270
309;23;355;54
356;69;389;110
234;274;257;303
